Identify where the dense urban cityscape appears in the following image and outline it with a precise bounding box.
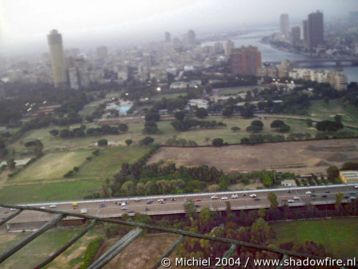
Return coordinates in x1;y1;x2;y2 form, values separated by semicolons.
0;1;358;268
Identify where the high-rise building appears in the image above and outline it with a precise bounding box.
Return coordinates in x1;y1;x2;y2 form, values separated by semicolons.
307;11;324;50
164;32;171;43
302;20;309;47
280;14;290;39
230;46;262;76
96;46;108;59
290;26;301;46
224;40;234;57
186;30;196;47
47;29;67;88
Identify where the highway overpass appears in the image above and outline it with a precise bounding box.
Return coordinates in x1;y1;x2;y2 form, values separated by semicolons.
1;184;357;230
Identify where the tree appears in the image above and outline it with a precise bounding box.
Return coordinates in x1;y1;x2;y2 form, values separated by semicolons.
270;120;285;128
262;173;274;187
145;111;160;122
143;121;160;134
49;129;59;136
118;123;129;132
316;120;343;132
222;106;234;117
97;139;108;147
247;120;264;133
125;139;133;146
174;110;186;121
140;136;154;146
335;192;344;211
326;165;339;182
184;201;197;225
212;138;224;147
231;126;240;132
267;192;278;209
195;108;208;119
250;218;273;244
6;159;16;170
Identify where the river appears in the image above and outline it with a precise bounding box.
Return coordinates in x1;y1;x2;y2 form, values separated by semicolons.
204;29;358;83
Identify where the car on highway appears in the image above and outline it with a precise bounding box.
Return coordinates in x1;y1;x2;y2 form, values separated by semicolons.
170;198;176;201
221;196;228;200
99;203;106;208
195;198;202;202
133;198;141;202
288;199;295;203
80;208;88;214
121;201;127;207
321;194;328;198
9;208;16;211
158;199;165;204
231;194;239;199
305;191;312;195
293;196;300;200
49;204;57;208
40;206;46;209
211;195;219;200
146;200;154;205
249;194;257;198
354;185;358;189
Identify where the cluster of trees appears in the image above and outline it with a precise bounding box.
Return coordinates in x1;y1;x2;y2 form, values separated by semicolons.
270;120;291;133
241;134;286;145
171;118;226;132
246;120;264;133
50;124;128;139
165;137;198;147
315;120;343;132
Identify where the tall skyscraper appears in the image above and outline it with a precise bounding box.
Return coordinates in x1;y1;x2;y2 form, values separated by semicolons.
307;11;324;50
96;46;108;59
302;20;309;47
290;26;301;46
280;14;290;39
224;40;234;57
186;29;196;47
230;46;262;76
47;30;67;88
164;32;171;43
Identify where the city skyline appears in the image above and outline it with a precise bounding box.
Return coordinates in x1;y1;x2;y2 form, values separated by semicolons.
0;0;357;55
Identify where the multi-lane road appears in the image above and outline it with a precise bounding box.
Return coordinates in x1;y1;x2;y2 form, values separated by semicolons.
1;184;357;228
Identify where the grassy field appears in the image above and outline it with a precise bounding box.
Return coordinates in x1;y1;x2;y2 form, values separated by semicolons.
307;99;358;126
74;146;152;180
273;218;358;258
12;150;91;182
0;145;152;203
0;227;83;269
0;179;103;203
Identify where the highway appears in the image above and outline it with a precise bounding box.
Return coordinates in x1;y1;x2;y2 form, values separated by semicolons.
0;184;357;228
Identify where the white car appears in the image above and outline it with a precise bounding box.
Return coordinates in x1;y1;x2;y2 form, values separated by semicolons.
354;185;358;189
121;201;127;207
305;191;312;195
249;194;257;198
40;206;46;209
211;195;219;200
287;199;295;203
293;196;300;200
80;208;88;214
49;204;57;208
231;194;239;199
221;196;228;200
158;199;165;204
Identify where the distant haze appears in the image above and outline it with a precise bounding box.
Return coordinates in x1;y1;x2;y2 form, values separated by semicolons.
0;0;356;55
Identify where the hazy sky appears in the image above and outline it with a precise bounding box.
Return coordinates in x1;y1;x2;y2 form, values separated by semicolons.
0;0;357;54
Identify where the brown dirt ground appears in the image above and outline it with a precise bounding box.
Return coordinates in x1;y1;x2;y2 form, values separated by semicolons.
103;233;179;269
148;139;358;174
